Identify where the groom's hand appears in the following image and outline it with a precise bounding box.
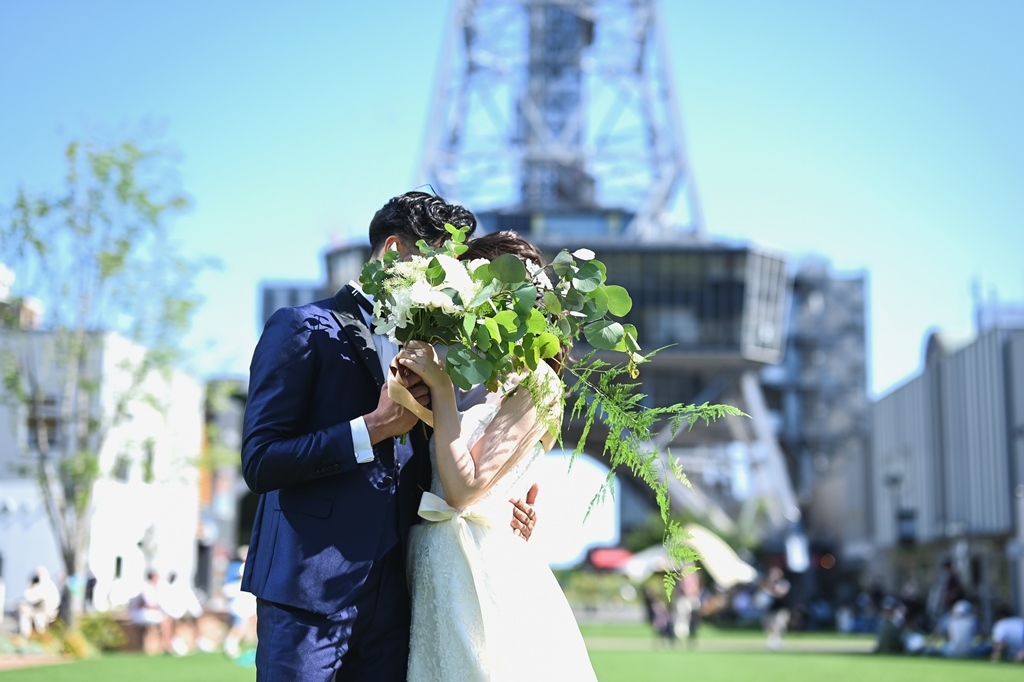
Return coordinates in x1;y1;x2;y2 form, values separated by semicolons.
365;379;430;445
509;483;539;541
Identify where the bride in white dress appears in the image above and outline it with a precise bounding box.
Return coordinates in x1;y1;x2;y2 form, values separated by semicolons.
396;235;597;682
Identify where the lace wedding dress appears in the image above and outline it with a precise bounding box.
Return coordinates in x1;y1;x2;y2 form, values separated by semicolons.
406;403;597;681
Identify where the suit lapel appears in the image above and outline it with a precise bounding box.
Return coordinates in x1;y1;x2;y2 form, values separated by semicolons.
332;285;385;388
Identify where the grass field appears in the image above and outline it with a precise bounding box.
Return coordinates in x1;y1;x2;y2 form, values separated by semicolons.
0;624;1019;681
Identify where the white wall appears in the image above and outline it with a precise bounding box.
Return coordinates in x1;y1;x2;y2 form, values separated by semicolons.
0;331;204;612
529;450;620;569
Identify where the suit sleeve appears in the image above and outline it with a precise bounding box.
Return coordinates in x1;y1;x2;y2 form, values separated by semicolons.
241;306;366;494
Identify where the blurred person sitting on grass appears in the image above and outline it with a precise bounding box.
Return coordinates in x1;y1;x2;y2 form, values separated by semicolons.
873;596;905;654
924;599;990;658
16;566;61;639
990;604;1024;662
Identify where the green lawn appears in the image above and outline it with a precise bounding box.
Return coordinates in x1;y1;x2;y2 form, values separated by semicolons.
0;652;253;681
589;650;1022;682
0;625;1017;682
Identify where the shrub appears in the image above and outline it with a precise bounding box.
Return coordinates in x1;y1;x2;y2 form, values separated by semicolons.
78;612;127;652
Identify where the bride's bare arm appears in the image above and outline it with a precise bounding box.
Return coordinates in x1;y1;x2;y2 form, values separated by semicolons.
396;341;562;509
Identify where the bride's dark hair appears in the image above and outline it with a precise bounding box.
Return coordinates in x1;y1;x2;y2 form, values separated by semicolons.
461;231;569;374
460;230;545;267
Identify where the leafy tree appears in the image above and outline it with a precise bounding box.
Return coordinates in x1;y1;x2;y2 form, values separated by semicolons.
0;137;207;623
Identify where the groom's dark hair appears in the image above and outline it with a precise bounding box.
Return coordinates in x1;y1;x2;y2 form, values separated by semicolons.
368;191;477;255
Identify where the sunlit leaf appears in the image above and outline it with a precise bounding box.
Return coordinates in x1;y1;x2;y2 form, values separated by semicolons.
493;310;518;333
572;261;604;293
534;332;561;359
468;280;500;307
542;290;562;314
584;319;624;350
462;312;477;337
483;316;501;344
490;253;527;283
513;285;536;314
526;308;547;334
604;285;632;316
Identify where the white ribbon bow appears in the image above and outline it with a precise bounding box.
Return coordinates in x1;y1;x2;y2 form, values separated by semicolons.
416;491;501;672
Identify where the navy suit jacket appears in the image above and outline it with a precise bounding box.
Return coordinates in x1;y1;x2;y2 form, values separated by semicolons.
240;285;431;615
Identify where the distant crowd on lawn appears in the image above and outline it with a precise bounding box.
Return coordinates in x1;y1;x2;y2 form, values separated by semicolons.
637;554;1023;663
11;547;257;661
863;559;1024;662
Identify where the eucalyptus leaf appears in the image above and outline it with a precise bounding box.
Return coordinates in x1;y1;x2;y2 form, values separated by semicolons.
446;345;493;389
493;310;518;333
462;312;477;337
604;285;632;317
526;308;547;334
534;332;561;359
584;319;625;350
513;284;536;314
542;290;562;314
426;257;445;286
468;280;501;307
476;324;492;353
470;262;492;282
573;261;604;293
521;335;541;370
551;250;575;277
483;316;501;343
562;288;585;311
490;253;527;283
587;287;610;320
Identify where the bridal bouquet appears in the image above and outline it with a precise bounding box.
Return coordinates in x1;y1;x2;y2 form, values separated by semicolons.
360;223;642;393
360;224;744;592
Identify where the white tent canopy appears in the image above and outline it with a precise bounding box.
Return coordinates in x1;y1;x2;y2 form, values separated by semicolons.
622;523;758;589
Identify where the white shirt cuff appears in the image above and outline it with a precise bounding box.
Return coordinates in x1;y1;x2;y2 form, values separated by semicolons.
350;417;375;464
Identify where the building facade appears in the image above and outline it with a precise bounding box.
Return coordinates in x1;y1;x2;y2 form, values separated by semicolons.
870;327;1024;619
0;330;204;613
760;260;871;565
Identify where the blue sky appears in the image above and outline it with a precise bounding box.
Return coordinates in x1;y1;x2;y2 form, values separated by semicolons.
1;0;1021;397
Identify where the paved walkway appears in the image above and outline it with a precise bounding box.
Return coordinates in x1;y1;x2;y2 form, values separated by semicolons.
0;653;67;671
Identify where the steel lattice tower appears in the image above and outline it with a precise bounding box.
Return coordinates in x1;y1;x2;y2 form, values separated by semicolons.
420;0;704;240
403;0;809;550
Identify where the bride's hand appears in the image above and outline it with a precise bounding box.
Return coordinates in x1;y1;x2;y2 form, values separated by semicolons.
396;340;452;392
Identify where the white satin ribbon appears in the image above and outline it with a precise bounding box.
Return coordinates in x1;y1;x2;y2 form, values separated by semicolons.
417;491;494;528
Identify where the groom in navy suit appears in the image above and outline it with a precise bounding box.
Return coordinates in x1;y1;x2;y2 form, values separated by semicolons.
240;192;537;681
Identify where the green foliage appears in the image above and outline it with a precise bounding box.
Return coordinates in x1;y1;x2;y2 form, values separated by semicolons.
42;618;99;659
362;230;748;592
565;348;746;595
77;611;127;652
0;133;210;624
361;225;643;392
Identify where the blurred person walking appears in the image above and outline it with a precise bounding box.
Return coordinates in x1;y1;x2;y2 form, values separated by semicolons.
673;569;703;647
129;568;174;654
760;566;791;651
159;570;205;655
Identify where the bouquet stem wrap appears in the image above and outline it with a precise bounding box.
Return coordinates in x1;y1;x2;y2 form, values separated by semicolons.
387;365;435;428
